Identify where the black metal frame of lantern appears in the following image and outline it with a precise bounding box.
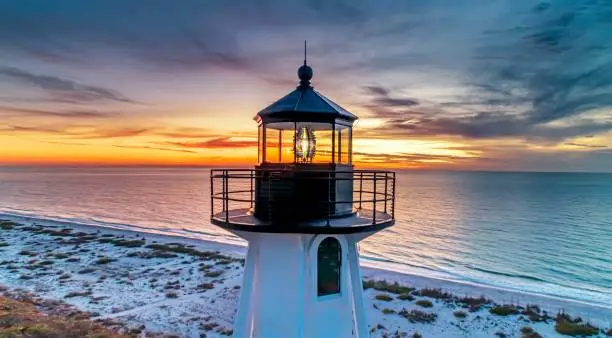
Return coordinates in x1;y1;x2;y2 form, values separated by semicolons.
210;60;395;234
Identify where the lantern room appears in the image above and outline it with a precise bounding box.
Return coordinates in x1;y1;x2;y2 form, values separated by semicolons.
255;63;355;167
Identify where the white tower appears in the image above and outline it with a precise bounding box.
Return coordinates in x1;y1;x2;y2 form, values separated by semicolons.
210;54;395;338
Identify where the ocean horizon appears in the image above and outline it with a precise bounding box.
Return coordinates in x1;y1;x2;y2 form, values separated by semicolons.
1;166;610;309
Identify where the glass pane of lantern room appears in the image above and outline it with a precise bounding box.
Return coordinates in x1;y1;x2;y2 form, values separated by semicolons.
339;126;351;164
264;127;281;164
264;122;296;164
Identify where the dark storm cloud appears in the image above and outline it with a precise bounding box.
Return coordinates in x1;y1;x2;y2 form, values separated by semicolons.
0;67;134;103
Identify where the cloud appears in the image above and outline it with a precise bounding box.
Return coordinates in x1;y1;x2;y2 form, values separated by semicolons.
168;137;257;149
0;123;150;139
0;106;113;118
111;144;197;154
0;67;135;104
364;85;419;108
564;142;608;149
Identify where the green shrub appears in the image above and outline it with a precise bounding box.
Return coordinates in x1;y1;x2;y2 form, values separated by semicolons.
415;288;453;300
362;279;414;294
65;290;92;298
382;308;395;314
198;283;215;290
94;257;116;265
398;293;415;301
165;292;178;299
453;310;467;318
204;270;223;278
416;300;433;308
375;294;393;302
555;320;599;337
489;305;520;316
78;268;96;274
398;309;437;324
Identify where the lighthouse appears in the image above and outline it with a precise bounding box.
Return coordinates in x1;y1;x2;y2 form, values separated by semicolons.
210;52;395;338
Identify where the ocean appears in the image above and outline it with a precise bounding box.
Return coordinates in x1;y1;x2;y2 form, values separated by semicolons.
0;167;610;308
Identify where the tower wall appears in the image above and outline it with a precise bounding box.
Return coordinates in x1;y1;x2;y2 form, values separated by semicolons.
231;230;373;338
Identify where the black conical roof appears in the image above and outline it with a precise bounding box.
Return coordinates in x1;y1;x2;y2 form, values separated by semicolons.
255;64;357;124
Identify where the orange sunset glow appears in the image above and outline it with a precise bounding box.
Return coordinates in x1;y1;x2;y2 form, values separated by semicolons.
1;1;611;172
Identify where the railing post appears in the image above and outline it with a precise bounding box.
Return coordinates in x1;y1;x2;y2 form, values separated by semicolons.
326;171;331;226
250;170;254;209
210;170;214;219
392;172;396;219
384;172;388;214
358;171;363;209
372;172;377;225
224;170;229;223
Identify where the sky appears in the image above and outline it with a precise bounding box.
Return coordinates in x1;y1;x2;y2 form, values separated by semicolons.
1;0;611;171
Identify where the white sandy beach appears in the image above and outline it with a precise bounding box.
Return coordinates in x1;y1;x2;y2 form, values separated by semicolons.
0;215;610;338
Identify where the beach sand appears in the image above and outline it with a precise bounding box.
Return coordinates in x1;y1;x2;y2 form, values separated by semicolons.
0;215;610;338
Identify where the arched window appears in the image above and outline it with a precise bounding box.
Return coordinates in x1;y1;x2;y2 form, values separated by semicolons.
317;237;341;296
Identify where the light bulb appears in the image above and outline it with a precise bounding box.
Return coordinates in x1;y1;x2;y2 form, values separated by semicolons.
295;127;316;163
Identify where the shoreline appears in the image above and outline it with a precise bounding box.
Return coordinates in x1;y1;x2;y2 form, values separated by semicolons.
3;213;611;315
1;215;611;337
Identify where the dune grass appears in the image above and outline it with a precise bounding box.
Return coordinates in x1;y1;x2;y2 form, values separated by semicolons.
0;296;129;337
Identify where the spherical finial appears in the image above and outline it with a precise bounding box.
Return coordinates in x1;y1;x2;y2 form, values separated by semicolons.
298;64;313;83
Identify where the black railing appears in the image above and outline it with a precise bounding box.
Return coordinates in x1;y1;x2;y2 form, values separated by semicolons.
210;168;395;226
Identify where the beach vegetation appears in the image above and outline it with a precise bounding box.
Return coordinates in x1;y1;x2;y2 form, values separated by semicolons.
521;326;543;338
126;250;177;259
398;293;415;301
0;220;17;230
0;296;128;337
522;304;545;322
66;257;81;262
53;253;70;259
0;241;9;247
99;238;145;248
606;328;612;336
165;291;178;298
95;257;116;265
204;270;223;278
489;305;520;316
362;279;414;294
65;290;93;298
78;268;96;274
456;295;491;311
495;332;508;338
145;243;228;260
554;312;599;337
416;300;433;308
201;322;219;330
453;310;467;318
398;309;437;324
197;283;215;290
19;250;36;256
414;288;453;300
217;327;233;336
412;333;423;338
381;308;395;314
375;294;394;302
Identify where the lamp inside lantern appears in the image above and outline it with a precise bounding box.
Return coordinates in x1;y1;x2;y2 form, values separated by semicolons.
295;127;316;163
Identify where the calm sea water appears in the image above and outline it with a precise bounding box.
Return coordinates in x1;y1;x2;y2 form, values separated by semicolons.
0;167;610;307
